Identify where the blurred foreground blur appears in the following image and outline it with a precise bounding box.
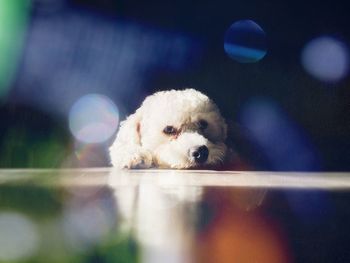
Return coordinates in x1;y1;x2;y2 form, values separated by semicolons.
1;169;350;262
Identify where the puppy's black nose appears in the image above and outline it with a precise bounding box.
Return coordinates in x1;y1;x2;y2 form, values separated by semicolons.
189;145;209;163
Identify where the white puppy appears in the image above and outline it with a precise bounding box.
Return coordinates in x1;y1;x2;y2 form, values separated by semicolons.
109;89;228;169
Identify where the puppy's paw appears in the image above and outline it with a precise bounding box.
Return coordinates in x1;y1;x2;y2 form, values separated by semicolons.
125;150;153;169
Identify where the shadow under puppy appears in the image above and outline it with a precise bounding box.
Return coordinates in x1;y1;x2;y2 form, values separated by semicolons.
109;89;260;169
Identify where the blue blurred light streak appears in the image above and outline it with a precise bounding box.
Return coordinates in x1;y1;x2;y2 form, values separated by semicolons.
11;7;199;115
240;98;320;171
240;98;332;226
224;44;266;62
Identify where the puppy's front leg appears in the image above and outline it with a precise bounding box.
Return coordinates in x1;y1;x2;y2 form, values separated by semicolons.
109;112;153;169
116;147;153;169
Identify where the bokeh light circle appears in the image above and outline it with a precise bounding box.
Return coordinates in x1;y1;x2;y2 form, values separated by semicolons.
69;94;119;144
0;212;40;261
301;36;349;82
224;20;267;63
63;201;115;252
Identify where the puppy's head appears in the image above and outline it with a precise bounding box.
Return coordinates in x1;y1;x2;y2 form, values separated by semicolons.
137;89;227;168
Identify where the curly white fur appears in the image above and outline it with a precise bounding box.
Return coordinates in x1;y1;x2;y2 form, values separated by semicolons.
109;89;228;169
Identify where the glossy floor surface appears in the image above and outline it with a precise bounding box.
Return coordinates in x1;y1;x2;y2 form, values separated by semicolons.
1;169;350;263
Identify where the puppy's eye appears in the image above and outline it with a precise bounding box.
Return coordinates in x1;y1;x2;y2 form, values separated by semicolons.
163;126;177;135
198;120;208;130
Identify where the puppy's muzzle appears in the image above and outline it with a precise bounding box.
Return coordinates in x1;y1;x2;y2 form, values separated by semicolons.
189;145;209;164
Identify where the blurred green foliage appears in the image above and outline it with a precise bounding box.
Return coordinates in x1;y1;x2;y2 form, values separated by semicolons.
0;128;68;168
0;105;71;168
0;181;140;263
0;185;62;218
0;0;30;101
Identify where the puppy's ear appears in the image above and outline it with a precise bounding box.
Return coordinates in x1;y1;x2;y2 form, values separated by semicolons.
117;111;142;145
109;110;144;168
110;94;158;168
221;120;228;140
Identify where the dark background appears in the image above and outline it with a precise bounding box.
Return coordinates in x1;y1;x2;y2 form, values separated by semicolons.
0;0;349;170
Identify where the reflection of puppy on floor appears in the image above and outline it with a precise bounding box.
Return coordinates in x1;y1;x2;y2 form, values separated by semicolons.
110;89;230;169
